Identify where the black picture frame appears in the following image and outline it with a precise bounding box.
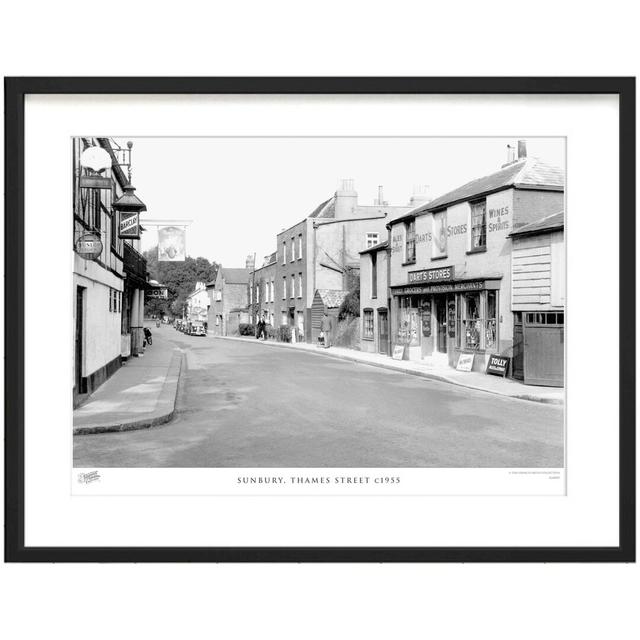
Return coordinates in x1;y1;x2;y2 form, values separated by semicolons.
4;77;636;563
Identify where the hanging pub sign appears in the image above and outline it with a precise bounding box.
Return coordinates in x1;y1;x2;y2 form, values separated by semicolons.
158;226;186;262
119;211;141;239
486;354;510;377
74;232;103;261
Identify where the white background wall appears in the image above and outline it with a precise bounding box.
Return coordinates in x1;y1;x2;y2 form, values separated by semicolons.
1;3;638;640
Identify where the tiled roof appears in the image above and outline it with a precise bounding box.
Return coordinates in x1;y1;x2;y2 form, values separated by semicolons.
316;289;348;308
308;197;336;219
221;268;250;284
510;211;564;236
359;240;389;255
417;158;564;214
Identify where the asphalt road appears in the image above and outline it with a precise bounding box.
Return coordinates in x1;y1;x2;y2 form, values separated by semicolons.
73;331;564;468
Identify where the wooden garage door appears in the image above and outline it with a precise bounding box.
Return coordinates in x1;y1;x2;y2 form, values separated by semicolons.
524;312;564;387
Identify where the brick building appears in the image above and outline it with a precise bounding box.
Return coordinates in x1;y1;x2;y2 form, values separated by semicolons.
207;267;251;336
359;240;391;355
381;144;564;377
272;180;413;341
250;252;277;327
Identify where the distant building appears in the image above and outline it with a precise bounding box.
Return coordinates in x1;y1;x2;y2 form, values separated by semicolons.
272;180;413;341
207;267;251;336
186;281;210;328
509;211;565;386
310;289;349;344
359;240;390;355
384;141;565;378
250;252;277;327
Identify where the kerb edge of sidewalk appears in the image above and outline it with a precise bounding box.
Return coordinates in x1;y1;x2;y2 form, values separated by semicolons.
73;351;184;436
213;336;563;406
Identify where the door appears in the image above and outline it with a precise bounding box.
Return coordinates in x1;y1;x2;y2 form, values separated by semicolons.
75;286;85;393
436;298;447;353
512;312;524;380
377;309;388;354
523;312;564;387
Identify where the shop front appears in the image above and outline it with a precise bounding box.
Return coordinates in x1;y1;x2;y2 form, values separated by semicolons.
390;267;503;371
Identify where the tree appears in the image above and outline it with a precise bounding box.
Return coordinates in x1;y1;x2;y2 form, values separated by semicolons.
143;246;219;317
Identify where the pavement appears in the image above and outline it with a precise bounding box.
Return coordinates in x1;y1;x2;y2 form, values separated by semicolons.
73;327;183;435
213;335;564;405
74;335;564;468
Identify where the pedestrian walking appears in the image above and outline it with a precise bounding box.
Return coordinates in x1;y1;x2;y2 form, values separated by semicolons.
256;315;267;340
320;311;333;348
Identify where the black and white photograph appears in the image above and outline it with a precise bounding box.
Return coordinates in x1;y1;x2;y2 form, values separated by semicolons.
71;136;566;475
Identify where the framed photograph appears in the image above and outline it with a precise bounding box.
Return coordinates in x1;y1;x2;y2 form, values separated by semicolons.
4;77;635;562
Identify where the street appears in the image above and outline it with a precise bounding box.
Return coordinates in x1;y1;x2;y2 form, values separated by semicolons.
73;326;564;468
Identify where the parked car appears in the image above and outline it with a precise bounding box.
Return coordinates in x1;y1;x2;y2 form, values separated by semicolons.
189;321;206;336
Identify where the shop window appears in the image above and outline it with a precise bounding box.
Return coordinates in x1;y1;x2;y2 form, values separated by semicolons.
432;210;447;258
371;252;377;298
363;309;374;340
397;296;419;346
366;232;379;249
405;220;416;264
463;292;482;350
469;199;487;251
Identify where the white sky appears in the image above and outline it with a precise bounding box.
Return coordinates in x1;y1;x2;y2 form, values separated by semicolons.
115;137;565;267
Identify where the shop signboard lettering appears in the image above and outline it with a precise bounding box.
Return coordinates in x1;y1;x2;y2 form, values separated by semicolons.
394;280;487;296
488;205;510;233
119;211;140;239
408;266;455;284
148;287;168;299
486;354;510;377
456;353;474;372
74;232;103;261
392;345;406;360
79;175;113;189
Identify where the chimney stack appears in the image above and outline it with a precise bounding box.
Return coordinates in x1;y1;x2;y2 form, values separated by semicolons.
335;178;358;219
245;254;255;270
517;140;527;160
374;185;388;206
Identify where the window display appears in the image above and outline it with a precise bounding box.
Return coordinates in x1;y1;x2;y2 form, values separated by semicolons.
397;296;419;346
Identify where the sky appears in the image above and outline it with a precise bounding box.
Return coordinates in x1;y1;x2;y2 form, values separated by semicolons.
113;137;565;267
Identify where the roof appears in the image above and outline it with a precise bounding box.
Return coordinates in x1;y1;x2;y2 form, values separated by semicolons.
314;289;348;308
391;158;564;226
221;268;250;285
510;211;564;237
308;197;336;219
359;240;389;255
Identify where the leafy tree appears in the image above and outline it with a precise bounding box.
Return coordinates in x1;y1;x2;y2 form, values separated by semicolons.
143;246;219;317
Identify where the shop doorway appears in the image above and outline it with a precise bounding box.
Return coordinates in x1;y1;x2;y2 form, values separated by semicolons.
435;297;447;353
377;309;388;355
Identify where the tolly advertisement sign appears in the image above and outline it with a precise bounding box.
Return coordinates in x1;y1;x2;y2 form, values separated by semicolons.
119;211;141;239
486;354;510;377
158;226;186;262
74;232;103;261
